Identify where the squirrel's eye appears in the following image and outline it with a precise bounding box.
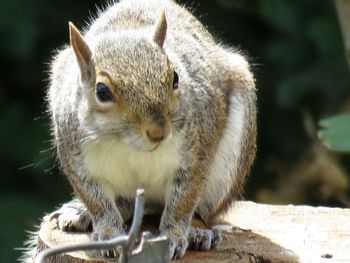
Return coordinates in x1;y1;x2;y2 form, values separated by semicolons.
173;71;179;90
96;82;114;103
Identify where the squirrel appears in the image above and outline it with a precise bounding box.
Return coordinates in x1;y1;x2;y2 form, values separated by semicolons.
44;0;256;259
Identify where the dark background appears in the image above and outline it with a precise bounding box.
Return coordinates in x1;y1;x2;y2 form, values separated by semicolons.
1;0;350;262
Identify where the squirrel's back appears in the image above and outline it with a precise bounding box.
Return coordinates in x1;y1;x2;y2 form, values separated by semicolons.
87;0;214;45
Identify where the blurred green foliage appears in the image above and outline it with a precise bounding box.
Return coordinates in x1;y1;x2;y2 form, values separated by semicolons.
319;114;350;152
1;0;349;262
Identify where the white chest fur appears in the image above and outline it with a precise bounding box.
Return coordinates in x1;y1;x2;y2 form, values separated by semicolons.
82;135;183;202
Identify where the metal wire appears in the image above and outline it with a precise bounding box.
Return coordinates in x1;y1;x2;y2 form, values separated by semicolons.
35;189;145;263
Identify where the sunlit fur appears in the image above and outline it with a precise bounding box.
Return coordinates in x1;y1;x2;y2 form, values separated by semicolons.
84;131;182;202
41;0;257;259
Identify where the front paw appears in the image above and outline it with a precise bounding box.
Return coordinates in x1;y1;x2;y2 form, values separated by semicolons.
54;200;92;232
161;227;222;259
92;227;126;258
161;230;189;259
188;227;221;251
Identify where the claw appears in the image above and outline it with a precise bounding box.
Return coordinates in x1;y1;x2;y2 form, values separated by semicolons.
92;230;126;258
188;227;221;252
199;230;211;251
168;235;188;259
211;229;222;249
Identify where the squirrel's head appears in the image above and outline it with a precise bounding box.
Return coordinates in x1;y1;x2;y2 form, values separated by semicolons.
69;12;182;151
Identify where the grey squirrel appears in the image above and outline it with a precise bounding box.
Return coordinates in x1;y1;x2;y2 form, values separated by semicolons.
42;0;256;260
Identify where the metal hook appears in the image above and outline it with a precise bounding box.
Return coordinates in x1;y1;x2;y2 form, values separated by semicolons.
35;189;145;263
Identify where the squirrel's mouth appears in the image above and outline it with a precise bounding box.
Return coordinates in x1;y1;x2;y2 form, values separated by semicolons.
147;143;161;152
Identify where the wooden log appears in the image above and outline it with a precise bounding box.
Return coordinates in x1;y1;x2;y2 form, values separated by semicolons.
30;201;350;263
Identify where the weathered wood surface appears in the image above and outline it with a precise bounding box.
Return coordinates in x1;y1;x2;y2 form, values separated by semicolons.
33;201;350;263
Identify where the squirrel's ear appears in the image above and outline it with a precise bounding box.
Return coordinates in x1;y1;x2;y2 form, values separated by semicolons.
153;10;167;48
69;22;93;82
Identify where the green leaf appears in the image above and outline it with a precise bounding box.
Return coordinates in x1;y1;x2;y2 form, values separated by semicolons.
319;114;350;153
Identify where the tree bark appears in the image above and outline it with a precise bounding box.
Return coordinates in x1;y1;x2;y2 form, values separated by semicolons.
26;201;350;263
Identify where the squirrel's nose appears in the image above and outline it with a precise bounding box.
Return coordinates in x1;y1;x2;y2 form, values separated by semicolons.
146;128;165;143
144;115;171;143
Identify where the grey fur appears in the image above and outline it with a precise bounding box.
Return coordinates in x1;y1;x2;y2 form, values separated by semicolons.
23;0;257;261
